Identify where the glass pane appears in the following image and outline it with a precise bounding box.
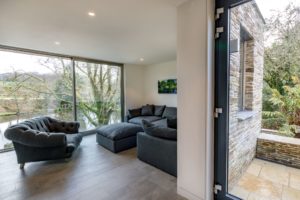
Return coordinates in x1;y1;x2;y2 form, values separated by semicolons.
0;50;73;151
229;1;300;199
228;0;260;197
75;61;121;130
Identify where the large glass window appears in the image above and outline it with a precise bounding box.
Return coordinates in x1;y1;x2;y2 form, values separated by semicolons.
0;49;123;152
75;61;122;130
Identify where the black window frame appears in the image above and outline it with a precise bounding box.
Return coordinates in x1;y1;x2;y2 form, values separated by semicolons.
0;44;125;137
214;0;254;199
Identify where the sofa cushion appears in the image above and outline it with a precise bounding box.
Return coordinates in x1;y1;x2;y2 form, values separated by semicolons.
128;108;141;119
152;118;168;128
162;107;177;119
141;120;177;141
141;105;154;116
167;117;177;129
128;116;162;126
96;123;143;140
154;105;166;116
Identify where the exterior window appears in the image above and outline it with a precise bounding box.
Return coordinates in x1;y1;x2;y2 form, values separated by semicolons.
238;26;253;111
0;49;124;152
238;40;246;111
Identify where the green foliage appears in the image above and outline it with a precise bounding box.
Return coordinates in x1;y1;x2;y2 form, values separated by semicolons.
0;59;121;130
262;3;300;137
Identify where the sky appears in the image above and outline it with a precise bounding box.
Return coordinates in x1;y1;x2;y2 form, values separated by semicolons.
256;0;300;19
0;50;58;74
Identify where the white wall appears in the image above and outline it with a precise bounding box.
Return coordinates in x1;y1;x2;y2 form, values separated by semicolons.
124;64;145;112
124;60;177;112
177;0;214;200
144;60;177;107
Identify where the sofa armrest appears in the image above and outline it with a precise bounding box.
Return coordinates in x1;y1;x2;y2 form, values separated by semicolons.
5;125;67;148
137;132;177;176
125;115;130;122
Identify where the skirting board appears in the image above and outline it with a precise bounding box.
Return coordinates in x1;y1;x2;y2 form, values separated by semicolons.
177;186;204;200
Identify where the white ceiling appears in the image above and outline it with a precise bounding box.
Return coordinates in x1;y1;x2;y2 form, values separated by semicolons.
0;0;186;65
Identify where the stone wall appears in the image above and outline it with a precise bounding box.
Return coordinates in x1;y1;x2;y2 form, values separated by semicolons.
228;2;265;189
257;133;300;168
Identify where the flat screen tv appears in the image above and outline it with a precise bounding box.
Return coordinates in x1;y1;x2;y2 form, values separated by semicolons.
158;79;177;94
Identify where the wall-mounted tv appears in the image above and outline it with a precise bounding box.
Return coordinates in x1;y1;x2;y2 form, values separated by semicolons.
158;79;177;94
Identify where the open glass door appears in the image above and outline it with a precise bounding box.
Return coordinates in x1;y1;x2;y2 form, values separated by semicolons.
215;0;300;199
214;0;265;199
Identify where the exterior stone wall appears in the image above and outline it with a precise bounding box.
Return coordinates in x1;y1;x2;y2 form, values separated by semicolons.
257;133;300;169
228;2;265;189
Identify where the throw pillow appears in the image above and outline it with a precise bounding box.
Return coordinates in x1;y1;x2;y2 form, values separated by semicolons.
128;108;141;119
141;105;154;116
141;120;177;141
167;117;177;129
152;118;168;128
162;107;177;119
154;105;166;116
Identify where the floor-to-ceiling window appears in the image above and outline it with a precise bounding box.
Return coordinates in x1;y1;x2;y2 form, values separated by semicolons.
0;48;123;152
75;61;122;130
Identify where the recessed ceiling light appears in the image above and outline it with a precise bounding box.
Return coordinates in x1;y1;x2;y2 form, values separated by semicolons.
88;12;96;17
54;41;60;45
140;58;144;62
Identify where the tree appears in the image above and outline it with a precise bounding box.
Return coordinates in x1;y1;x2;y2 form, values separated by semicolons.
0;57;121;131
38;58;121;128
75;62;121;127
263;3;300;136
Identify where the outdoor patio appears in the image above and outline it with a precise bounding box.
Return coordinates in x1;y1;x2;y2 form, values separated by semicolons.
230;158;300;200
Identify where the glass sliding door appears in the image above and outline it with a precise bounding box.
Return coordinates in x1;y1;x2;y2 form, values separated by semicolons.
75;61;122;130
0;46;124;152
216;0;300;199
0;50;73;151
214;0;264;199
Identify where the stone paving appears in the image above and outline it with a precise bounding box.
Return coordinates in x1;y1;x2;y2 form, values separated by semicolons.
230;158;300;200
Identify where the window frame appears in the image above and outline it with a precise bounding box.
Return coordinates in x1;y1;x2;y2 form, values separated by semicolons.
238;25;253;111
238;39;246;111
0;44;125;135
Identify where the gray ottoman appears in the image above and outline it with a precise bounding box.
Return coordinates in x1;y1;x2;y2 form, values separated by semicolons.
96;123;143;153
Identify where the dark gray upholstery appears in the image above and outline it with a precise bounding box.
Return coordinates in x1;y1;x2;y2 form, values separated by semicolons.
141;105;154;116
137;132;177;176
141;120;177;141
4;116;82;165
96;123;143;153
97;134;137;153
151;118;168;127
96;123;143;140
162;107;177;119
128;108;141;119
128;116;161;126
154;105;166;116
126;106;177;128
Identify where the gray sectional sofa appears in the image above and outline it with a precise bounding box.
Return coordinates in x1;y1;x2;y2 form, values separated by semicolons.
127;105;178;176
127;105;177;127
137;132;177;176
4;117;82;169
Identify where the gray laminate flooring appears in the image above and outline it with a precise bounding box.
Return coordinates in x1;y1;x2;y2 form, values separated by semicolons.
0;135;186;200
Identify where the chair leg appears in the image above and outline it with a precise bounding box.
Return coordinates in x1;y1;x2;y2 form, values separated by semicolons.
19;163;25;169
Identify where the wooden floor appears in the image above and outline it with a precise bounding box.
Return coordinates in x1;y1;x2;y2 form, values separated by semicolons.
0;135;185;200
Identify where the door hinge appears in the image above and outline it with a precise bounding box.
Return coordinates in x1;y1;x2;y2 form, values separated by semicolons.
215;27;224;39
215;7;224;20
214;108;223;118
214;184;222;194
